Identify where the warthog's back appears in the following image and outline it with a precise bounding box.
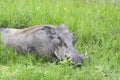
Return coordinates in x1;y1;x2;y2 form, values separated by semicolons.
0;28;19;44
0;28;20;35
0;28;32;53
0;27;52;56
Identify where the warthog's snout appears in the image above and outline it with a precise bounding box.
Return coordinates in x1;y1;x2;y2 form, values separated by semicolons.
69;48;86;66
72;54;86;67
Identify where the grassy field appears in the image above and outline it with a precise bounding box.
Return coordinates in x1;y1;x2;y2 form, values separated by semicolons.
0;0;120;80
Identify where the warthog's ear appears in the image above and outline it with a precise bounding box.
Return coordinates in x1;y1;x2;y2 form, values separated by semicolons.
43;26;56;35
57;24;68;33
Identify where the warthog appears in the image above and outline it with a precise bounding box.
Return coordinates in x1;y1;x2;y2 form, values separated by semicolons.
0;24;85;66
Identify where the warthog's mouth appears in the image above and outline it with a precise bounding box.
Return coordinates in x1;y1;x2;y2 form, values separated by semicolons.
54;46;86;66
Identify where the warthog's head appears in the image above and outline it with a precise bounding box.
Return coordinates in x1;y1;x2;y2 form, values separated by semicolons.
44;24;86;66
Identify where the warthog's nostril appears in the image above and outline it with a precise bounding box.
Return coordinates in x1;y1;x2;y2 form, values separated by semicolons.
76;63;82;67
72;62;82;67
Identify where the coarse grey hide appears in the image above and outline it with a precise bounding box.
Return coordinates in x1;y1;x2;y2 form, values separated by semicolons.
0;24;86;66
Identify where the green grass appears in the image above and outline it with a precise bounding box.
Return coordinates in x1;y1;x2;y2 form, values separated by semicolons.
0;0;120;80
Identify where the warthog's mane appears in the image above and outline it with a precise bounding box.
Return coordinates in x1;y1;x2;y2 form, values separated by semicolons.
18;25;55;35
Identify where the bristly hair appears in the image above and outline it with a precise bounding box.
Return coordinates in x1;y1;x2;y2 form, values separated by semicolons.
17;25;55;35
18;25;43;35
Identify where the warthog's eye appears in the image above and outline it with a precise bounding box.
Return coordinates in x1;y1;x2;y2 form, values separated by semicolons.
57;36;68;47
58;36;61;40
58;37;62;45
49;36;54;39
